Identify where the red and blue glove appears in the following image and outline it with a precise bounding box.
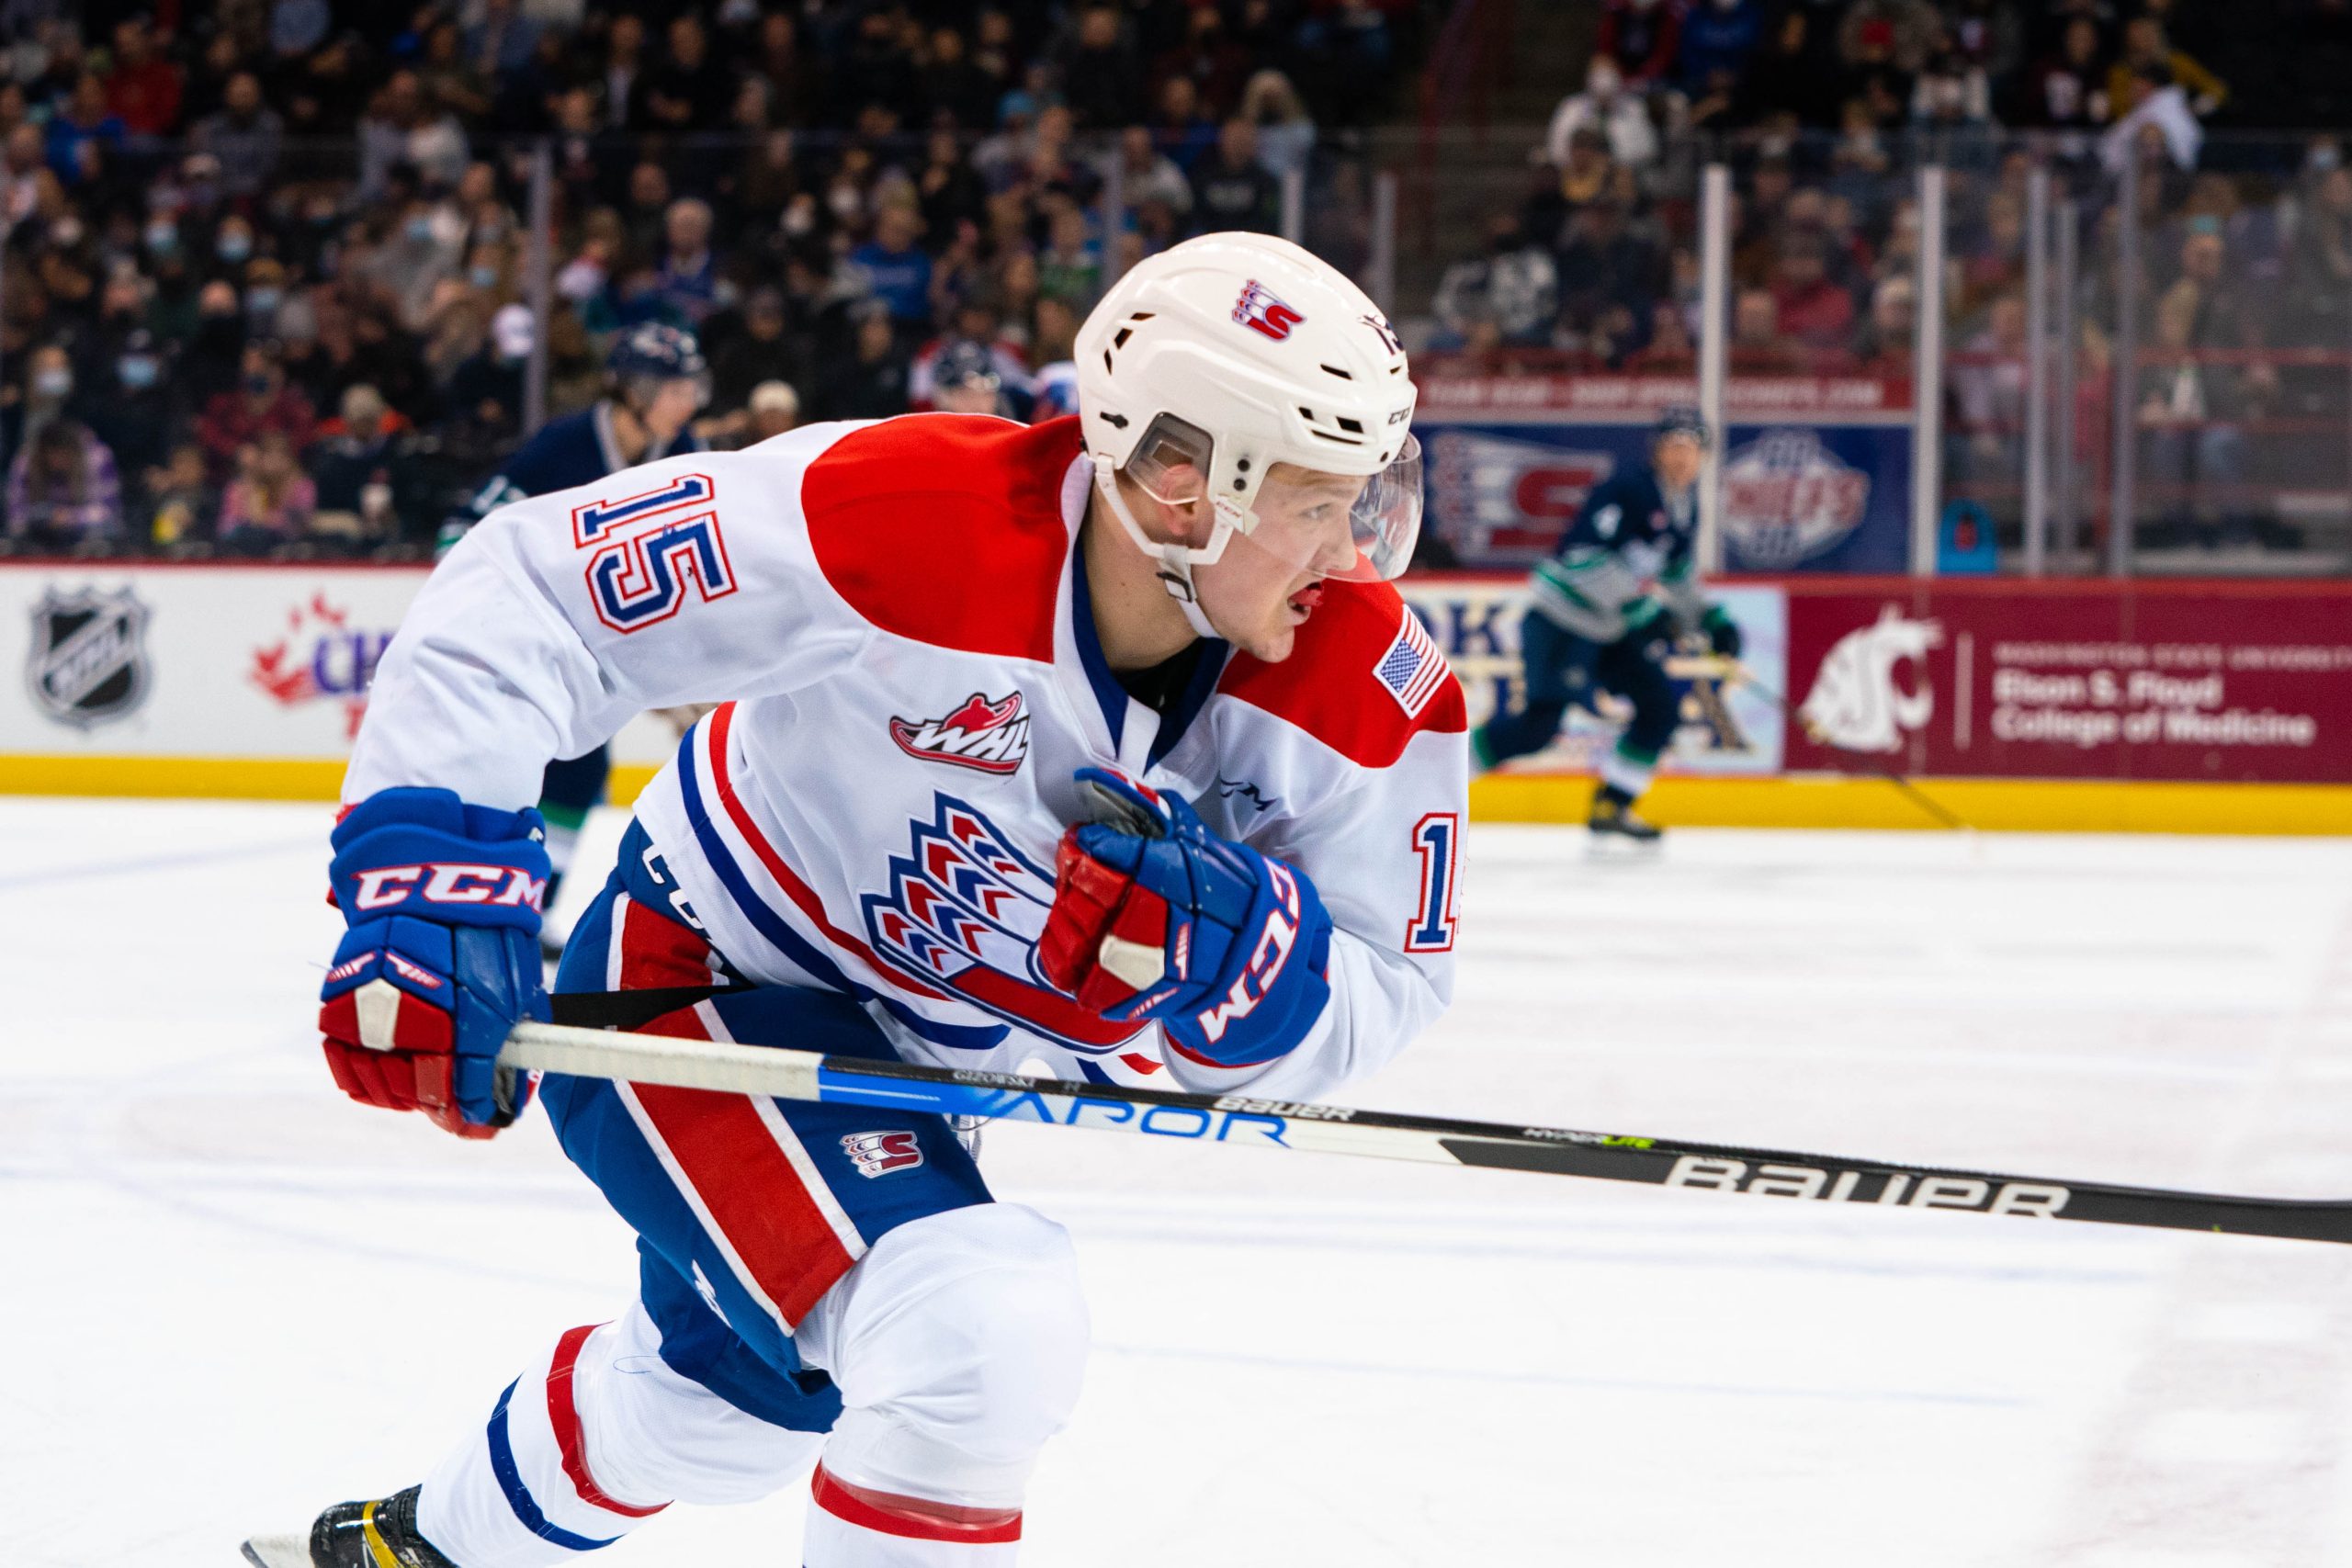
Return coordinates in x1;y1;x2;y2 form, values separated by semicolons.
1038;768;1333;1069
319;786;550;1139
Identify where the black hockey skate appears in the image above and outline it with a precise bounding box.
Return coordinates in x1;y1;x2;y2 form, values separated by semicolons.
1588;790;1664;846
243;1486;458;1568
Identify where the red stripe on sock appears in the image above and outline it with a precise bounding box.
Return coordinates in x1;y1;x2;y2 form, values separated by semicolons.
810;1465;1022;1545
545;1325;668;1519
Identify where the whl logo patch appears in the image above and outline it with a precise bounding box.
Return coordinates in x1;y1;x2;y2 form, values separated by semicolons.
842;1130;924;1178
890;691;1032;775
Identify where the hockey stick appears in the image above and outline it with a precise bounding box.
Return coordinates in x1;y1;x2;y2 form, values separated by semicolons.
1668;654;1972;831
501;1020;2352;1244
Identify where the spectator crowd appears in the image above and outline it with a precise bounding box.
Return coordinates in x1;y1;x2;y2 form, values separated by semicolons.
1430;0;2352;552
0;0;1430;558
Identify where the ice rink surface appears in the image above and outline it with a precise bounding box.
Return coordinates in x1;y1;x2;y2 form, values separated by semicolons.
7;797;2352;1567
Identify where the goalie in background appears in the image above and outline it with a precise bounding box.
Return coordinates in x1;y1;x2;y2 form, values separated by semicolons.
1470;408;1741;843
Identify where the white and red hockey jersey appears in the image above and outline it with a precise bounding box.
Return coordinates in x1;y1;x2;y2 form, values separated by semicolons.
345;414;1466;1100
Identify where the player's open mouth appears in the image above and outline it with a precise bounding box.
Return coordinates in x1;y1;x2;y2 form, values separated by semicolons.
1287;583;1325;621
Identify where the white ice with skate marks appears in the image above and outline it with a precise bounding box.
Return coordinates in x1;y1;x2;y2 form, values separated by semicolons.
4;798;2351;1567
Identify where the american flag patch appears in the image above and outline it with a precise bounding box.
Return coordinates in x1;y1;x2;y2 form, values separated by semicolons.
1374;604;1448;718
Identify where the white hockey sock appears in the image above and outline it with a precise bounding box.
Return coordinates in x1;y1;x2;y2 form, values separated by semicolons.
415;1308;820;1568
415;1324;668;1568
1599;742;1657;800
800;1464;1022;1566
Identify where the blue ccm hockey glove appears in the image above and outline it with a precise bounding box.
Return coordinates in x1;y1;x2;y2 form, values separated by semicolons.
318;787;550;1138
1037;768;1333;1068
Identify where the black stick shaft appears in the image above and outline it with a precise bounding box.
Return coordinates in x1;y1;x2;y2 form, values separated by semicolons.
508;1020;2352;1245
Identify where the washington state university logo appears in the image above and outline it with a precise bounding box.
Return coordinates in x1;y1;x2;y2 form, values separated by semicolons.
1798;605;1943;753
1721;430;1871;568
842;1130;924;1178
889;691;1033;775
861;794;1150;1055
27;586;149;728
1233;278;1303;342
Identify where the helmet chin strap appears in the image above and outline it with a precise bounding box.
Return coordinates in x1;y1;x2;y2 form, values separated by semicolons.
1096;465;1221;640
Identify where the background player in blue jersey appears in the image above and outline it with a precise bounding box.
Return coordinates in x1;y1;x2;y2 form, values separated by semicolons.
439;323;710;930
1472;408;1741;842
928;339;1013;417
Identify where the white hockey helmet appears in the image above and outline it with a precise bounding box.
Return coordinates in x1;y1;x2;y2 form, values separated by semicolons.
1074;231;1421;610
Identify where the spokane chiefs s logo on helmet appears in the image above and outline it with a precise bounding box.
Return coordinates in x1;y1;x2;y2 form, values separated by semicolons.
889;691;1032;775
861;795;1149;1055
1233;278;1304;342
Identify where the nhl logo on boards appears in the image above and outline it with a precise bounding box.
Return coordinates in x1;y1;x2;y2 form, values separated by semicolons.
890;691;1033;775
1233;278;1304;342
842;1130;924;1179
27;586;150;729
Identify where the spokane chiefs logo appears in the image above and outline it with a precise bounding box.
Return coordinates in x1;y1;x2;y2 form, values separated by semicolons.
889;691;1032;775
860;795;1148;1054
1233;278;1303;342
1721;430;1871;569
842;1130;924;1178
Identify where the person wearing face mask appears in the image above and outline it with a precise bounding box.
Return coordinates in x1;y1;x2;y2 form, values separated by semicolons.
83;328;175;521
6;414;122;553
181;279;251;404
196;340;318;484
243;259;291;335
1544;55;1660;171
212;215;258;277
17;339;77;427
443;302;537;464
436;322;711;932
365;184;469;333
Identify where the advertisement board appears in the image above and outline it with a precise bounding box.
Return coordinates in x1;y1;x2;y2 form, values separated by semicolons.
6;565;2346;825
1781;582;2352;785
4;565;415;760
1415;374;1914;573
1400;575;1789;776
0;564;675;786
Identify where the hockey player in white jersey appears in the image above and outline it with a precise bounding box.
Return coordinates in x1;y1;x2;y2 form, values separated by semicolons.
262;232;1464;1568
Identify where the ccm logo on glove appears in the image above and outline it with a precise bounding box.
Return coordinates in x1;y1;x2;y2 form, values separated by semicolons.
1193;860;1304;1047
350;863;548;910
319;786;550;1139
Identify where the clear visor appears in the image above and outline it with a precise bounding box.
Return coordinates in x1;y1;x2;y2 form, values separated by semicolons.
1230;432;1424;584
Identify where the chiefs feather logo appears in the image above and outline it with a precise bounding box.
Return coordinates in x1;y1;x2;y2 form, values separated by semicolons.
889;691;1033;775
